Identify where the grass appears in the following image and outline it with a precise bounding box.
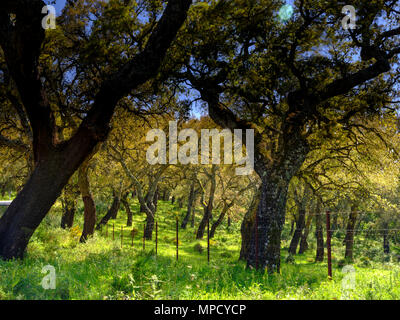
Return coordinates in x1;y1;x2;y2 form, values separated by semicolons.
0;199;399;300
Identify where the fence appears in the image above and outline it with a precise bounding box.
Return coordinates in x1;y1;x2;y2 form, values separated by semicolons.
103;217;212;264
100;210;399;278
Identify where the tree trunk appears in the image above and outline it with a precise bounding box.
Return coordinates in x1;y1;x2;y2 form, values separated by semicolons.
210;203;231;238
288;207;306;255
60;183;77;229
191;206;195;228
121;194;133;227
315;203;324;262
196;167;217;240
196;206;212;239
344;206;358;261
181;178;196;229
383;223;390;254
289;220;295;236
177;197;183;209
61;198;76;229
78;157;97;243
171;196;175;204
239;191;259;261
96;194;121;230
0;149;96;259
298;213;312;254
246;173;293;273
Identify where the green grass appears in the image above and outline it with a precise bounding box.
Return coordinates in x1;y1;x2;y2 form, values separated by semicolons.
0;199;399;300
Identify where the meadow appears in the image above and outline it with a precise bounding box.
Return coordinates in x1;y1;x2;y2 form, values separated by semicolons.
0;199;399;300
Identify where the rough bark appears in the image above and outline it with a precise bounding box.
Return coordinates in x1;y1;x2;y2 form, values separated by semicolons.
239;191;259;261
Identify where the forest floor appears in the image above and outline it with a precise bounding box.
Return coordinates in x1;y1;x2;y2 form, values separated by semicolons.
0;199;400;300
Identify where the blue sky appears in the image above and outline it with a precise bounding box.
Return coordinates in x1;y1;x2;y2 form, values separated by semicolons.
54;0;66;15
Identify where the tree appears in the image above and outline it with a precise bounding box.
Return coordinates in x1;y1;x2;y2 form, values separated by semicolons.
0;0;192;259
172;0;400;272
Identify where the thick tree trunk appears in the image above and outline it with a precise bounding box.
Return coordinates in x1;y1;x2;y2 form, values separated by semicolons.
315;205;324;262
288;207;306;255
78;157;97;243
239;191;259;261
0;149;95;259
96;194;121;230
298;213;312;254
344;206;358;261
246;170;301;273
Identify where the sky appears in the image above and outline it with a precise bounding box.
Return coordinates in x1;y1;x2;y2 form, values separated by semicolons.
54;0;66;15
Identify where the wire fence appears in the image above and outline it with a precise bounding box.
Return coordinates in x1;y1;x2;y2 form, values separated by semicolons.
99;211;400;278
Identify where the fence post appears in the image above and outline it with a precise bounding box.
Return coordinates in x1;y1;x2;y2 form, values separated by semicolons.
326;210;332;279
143;223;146;250
156;220;158;256
207;215;210;264
176;217;179;261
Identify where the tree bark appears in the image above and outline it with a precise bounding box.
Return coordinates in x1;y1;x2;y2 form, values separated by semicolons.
239;191;259;261
298;213;312;254
288;207;306;255
196;166;217;239
121;193;133;227
344;205;358;261
181;176;196;229
210;202;232;238
61;198;76;229
60;183;78;229
383;222;390;254
96;194;121;230
78;156;97;243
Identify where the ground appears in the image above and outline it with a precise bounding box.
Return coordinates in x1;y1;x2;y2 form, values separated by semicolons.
0;199;399;300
